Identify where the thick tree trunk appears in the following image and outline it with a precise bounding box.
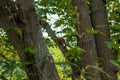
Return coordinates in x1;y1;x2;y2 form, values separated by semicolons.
0;0;59;80
72;0;100;79
90;0;117;80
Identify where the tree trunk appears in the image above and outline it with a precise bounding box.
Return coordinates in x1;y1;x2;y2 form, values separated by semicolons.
0;0;59;80
90;0;117;80
72;0;100;79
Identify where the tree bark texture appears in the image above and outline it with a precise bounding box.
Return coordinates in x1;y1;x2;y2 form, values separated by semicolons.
72;0;100;79
90;0;117;80
0;0;59;80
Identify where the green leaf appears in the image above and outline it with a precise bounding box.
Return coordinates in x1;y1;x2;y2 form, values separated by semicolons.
54;18;65;28
104;41;114;49
85;28;104;34
110;60;120;68
62;28;73;34
21;61;32;66
15;28;23;38
25;45;37;54
65;46;85;59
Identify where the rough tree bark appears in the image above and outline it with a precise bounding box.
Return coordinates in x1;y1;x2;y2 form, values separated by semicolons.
72;0;100;79
0;0;59;80
90;0;118;80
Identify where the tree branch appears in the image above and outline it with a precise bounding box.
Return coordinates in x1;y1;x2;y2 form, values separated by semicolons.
39;21;67;53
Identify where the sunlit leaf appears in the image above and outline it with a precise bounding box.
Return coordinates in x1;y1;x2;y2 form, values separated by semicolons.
85;28;104;34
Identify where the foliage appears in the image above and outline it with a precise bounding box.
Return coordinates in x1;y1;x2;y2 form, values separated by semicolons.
0;0;120;80
49;47;72;80
65;46;85;60
107;0;120;78
0;28;27;80
34;0;78;48
107;0;120;62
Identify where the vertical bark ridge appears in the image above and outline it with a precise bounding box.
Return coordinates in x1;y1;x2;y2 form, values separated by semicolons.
90;0;117;80
72;0;100;79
